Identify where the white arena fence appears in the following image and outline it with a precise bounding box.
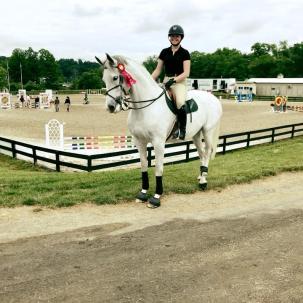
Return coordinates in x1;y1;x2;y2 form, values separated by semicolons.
0;122;303;172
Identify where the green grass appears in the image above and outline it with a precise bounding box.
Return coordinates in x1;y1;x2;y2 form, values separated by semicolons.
0;137;302;207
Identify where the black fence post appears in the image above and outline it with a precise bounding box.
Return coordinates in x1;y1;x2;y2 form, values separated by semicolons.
222;137;227;154
246;133;251;148
271;128;275;143
87;157;92;172
186;142;190;162
33;147;37;165
291;125;295;138
11;142;16;158
147;147;152;167
56;152;60;172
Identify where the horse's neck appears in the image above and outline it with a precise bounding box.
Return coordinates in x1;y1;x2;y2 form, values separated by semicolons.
127;64;175;134
128;79;175;136
130;77;161;102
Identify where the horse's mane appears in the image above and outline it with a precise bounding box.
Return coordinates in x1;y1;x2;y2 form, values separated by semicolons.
113;55;155;84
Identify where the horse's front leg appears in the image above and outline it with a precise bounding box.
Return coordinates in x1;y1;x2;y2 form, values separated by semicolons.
193;131;209;190
135;139;149;203
147;139;165;209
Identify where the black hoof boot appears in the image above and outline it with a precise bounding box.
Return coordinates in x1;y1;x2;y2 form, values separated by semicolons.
179;129;186;140
136;191;148;203
172;130;179;139
147;196;161;209
199;183;207;190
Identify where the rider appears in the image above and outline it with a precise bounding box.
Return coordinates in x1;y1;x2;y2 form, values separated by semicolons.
152;24;191;140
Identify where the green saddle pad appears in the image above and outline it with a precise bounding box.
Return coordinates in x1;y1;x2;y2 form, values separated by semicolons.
165;93;198;115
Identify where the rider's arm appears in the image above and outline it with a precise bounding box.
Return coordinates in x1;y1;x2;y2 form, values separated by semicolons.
174;60;190;83
151;59;164;81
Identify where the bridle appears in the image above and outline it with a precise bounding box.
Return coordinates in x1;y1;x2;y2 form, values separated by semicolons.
104;66;166;111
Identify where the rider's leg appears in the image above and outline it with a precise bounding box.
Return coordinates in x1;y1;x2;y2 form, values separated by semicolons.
172;80;187;140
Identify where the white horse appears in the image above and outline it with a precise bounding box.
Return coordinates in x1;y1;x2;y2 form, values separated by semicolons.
96;54;222;208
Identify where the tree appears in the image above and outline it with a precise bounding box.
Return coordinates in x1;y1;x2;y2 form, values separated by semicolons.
75;70;103;89
8;48;26;84
38;49;62;89
288;42;303;77
251;43;273;57
142;56;158;74
0;66;7;89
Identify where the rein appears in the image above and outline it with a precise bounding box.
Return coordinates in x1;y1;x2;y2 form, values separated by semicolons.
105;67;166;110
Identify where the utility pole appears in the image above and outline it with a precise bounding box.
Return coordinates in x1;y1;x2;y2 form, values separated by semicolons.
6;59;10;92
20;62;23;89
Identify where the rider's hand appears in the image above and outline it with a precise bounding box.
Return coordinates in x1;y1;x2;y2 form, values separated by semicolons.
165;78;176;90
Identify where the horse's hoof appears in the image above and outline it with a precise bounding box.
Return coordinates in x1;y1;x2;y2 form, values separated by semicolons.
136;191;148;203
147;196;160;209
199;183;207;190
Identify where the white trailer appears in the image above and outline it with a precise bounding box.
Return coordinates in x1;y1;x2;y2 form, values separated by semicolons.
187;78;236;93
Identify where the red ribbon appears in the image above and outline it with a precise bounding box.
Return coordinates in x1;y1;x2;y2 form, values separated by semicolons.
117;63;136;87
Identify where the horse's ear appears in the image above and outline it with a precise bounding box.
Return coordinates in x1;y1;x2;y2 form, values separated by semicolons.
106;53;115;66
95;56;103;65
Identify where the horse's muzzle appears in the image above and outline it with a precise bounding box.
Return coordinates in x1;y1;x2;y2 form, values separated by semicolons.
108;104;115;113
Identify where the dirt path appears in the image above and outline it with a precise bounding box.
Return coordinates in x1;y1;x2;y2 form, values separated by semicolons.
1;172;303;302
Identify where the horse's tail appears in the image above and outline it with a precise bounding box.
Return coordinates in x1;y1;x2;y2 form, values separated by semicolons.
210;120;221;160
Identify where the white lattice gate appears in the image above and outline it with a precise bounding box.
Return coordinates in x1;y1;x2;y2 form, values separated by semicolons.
45;119;64;148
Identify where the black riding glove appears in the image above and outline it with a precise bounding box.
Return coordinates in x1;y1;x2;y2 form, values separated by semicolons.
165;78;176;90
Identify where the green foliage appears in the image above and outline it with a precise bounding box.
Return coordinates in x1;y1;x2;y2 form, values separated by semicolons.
3;41;303;92
143;41;303;80
0;137;302;207
0;66;7;89
73;69;104;89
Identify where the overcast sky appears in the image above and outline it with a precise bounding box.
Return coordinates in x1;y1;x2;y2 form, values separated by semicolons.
1;0;302;62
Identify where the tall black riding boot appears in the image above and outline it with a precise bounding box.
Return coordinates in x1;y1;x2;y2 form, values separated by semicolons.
178;105;187;140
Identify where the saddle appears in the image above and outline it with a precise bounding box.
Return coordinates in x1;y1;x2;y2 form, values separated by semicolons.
165;91;198;116
165;91;198;140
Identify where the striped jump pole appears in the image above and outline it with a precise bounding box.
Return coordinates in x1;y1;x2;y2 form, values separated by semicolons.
64;135;136;150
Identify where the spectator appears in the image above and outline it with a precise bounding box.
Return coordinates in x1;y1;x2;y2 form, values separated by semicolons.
64;96;71;112
26;95;31;108
20;95;25;108
54;96;60;112
34;96;40;108
84;92;89;104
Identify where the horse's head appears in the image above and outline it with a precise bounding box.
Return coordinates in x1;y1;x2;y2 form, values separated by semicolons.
96;53;133;113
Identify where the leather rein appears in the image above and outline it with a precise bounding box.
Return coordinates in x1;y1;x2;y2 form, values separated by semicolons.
104;67;166;111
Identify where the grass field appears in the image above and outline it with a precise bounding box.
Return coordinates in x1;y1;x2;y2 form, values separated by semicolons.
0;137;302;208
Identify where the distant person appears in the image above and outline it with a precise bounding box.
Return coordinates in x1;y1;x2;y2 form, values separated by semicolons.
34;96;40;108
64;96;71;112
54;96;60;112
19;95;25;107
26;95;31;107
83;92;89;104
192;81;198;90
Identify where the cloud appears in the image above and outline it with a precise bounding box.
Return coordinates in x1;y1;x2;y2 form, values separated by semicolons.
73;4;105;17
0;0;303;61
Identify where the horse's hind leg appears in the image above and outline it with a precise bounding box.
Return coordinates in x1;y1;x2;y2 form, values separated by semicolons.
134;139;149;203
193;131;208;190
193;127;216;190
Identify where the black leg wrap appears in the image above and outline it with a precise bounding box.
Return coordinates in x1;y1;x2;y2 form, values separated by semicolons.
177;105;187;140
156;176;163;195
142;171;149;190
200;166;208;174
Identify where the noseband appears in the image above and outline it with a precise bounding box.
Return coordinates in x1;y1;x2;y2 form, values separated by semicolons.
104;73;131;110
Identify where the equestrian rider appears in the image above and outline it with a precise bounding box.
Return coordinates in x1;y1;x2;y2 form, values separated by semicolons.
152;24;191;140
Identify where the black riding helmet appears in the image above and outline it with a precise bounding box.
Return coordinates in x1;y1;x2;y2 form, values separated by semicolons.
168;25;184;39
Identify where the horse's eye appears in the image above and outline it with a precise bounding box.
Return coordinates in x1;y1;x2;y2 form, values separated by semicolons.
113;76;118;81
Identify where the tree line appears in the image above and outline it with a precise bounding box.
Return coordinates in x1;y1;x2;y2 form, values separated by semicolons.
0;41;303;92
